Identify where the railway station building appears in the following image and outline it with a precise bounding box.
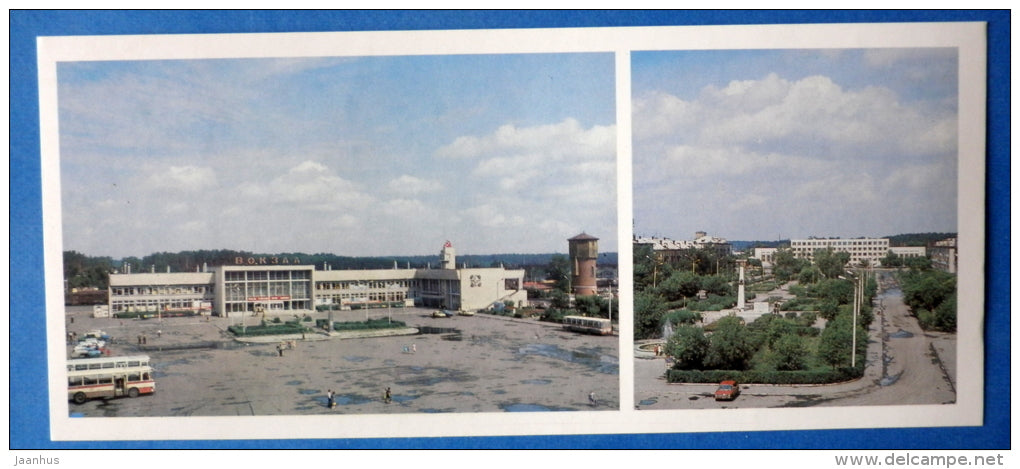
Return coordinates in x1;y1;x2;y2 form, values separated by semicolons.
106;242;527;317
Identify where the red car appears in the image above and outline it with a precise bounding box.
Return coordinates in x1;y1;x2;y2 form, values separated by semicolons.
715;380;740;401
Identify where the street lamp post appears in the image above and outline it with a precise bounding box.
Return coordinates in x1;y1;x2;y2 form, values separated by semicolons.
607;291;613;328
840;271;861;368
644;255;658;289
852;274;858;368
231;285;246;335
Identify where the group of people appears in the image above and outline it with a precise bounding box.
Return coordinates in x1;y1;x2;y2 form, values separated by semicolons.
275;340;297;357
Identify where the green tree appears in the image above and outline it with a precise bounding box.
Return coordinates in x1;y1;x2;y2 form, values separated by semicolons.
773;249;807;282
634;291;667;340
663;309;701;327
881;250;903;268
656;270;700;302
573;295;605;318
700;274;733;296
813;248;851;280
933;293;957;332
901;270;955;312
633;244;657;291
818;299;840;320
704;316;756;370
549;290;571;309
665;325;709;370
771;333;809;371
63;250;114;289
546;254;572;292
817;314;867;369
812;278;855;305
798;265;823;285
763;317;798;348
903;256;933;271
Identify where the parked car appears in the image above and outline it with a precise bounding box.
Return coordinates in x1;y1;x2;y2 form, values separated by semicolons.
715;380;740;401
83;330;110;341
432;310;453;318
71;347;103;358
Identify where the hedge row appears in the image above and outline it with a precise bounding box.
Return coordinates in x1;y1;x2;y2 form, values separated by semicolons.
228;323;307;337
332;318;407;331
316;302;406;311
114;311;199;319
666;366;863;385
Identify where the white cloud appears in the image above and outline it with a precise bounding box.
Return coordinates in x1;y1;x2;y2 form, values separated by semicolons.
268;160;375;210
146;165;216;191
382;198;428;218
387;174;443;195
463;203;528;229
635;67;956;240
436;118;614;160
638;73;955;161
431;119;616;245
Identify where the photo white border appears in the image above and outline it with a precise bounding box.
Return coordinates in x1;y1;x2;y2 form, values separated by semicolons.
39;21;986;441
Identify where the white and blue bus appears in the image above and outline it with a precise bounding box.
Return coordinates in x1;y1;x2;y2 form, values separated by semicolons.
562;316;612;335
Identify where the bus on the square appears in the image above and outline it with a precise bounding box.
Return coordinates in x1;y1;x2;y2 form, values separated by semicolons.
67;355;155;404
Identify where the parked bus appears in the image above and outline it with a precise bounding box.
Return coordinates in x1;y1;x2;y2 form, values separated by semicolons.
67;355;155;404
562;316;613;335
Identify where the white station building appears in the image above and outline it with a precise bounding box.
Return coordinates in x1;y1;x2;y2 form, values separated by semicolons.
107;242;528;317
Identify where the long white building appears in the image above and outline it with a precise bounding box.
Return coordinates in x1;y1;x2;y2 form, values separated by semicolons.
107;242;527;317
789;237;890;265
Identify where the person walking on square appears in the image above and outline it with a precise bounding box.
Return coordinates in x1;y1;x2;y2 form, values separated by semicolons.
384;387;392;404
326;389;335;409
589;391;597;407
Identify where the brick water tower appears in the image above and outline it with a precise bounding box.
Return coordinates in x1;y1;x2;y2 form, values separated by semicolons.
568;232;599;296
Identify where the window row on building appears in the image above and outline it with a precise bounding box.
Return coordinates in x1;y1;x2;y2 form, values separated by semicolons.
107;263;525;316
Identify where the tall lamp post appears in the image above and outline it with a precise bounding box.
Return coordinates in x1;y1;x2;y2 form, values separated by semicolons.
644;255;658;289
841;270;862;368
231;285;246;335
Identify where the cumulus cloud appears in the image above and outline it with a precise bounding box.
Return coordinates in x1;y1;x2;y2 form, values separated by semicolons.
268;160;374;210
634;65;957;239
387;174;443;195
146;165;216;191
436;118;614;160
434;119;616;243
637;73;956;161
463;203;527;228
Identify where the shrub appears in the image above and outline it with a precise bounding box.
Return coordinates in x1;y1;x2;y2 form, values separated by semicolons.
539;308;568;324
228;323;306;337
663;309;701;326
667;366;863;384
332;318;407;331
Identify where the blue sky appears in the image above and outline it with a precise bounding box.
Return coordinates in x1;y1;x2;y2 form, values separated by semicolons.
632;48;959;242
58;53;617;258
